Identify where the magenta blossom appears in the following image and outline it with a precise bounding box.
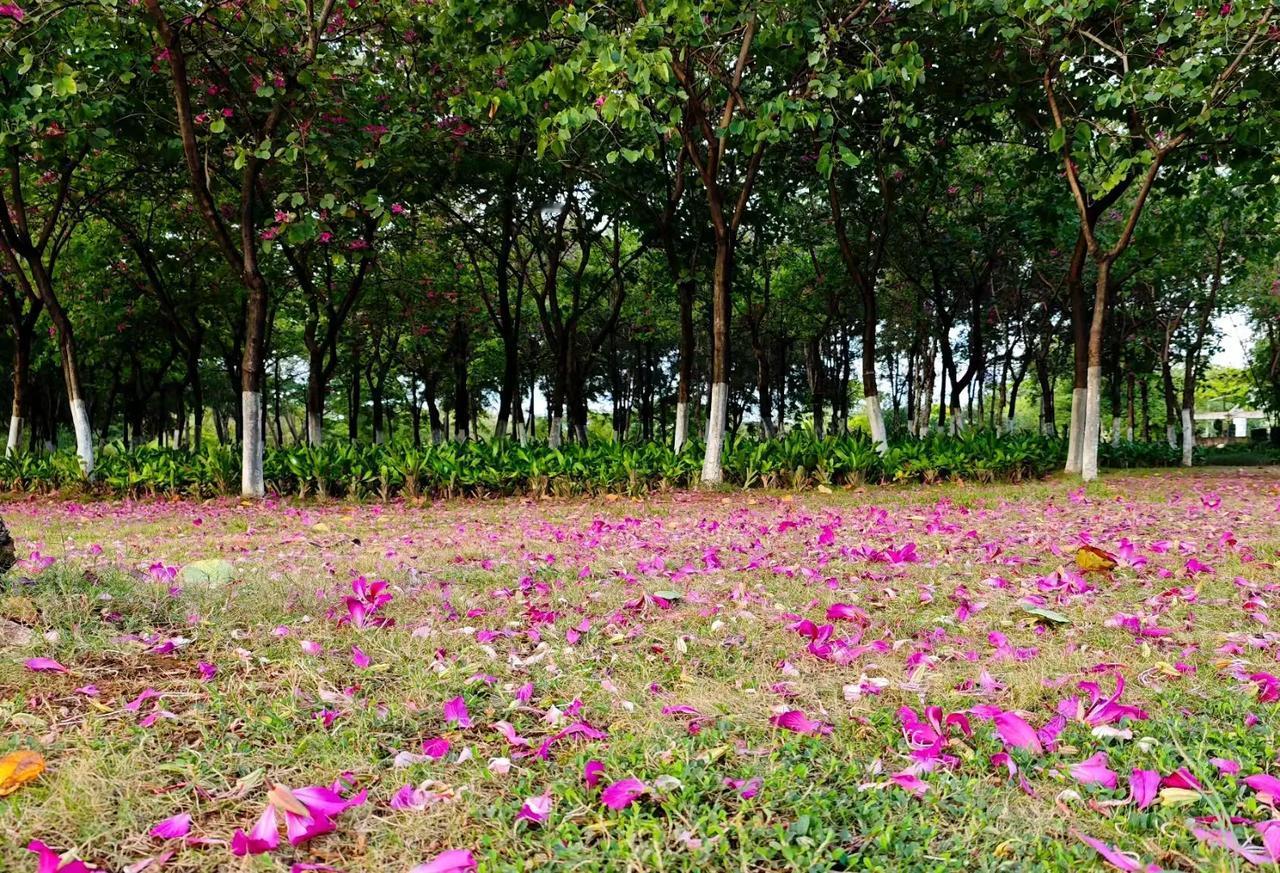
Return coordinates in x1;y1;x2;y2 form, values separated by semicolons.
149;812;191;839
515;793;553;825
1076;833;1161;872
1060;674;1148;727
339;576;394;628
601;777;648;810
724;776;762;799
24;657;68;673
25;840;90;873
410;850;477;873
1130;769;1159;809
443;696;473;728
1071;752;1119;790
890;771;929;796
991;710;1043;755
584;760;605;788
231;804;279;856
1244;773;1280;804
233;778;365;855
771;709;833;737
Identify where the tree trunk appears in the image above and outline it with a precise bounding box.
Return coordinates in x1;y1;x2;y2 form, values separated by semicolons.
241;273;268;496
701;234;730;483
452;318;470;442
6;321;33;456
306;348;325;447
805;335;825;439
1065;233;1089;473
673;278;695;452
1081;259;1109;482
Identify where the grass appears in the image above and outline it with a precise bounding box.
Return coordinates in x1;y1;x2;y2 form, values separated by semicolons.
1;467;1279;871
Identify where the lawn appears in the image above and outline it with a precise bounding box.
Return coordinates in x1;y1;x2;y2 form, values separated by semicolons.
1;468;1278;872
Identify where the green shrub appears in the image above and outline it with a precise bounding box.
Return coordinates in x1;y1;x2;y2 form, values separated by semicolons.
0;430;1223;500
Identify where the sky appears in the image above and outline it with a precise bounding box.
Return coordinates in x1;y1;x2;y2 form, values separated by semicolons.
1211;310;1253;369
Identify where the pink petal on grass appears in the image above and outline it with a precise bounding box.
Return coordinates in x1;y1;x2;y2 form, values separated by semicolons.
1077;833;1161;872
1193;826;1273;865
584;760;605;788
492;721;530;749
1211;757;1241;776
125;688;160;711
601;777;648;810
1160;768;1202;792
421;737;451;759
1071;752;1119;790
1245;774;1280;804
890;772;929;796
515;793;552;825
770;709;832;737
149;812;192;839
26;840;91;873
230;804;279;856
410;850;477;873
1258;822;1280;863
24;658;67;673
1131;769;1160;810
724;776;762;799
443;696;473;729
351;646;370;668
993;711;1043;754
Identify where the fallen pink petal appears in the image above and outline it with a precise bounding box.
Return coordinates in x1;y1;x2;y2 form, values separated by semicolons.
148;812;191;840
601;777;648;810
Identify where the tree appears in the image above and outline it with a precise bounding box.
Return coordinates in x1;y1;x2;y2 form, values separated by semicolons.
988;0;1277;479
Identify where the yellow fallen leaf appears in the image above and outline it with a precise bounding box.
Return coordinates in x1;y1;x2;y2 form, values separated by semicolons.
1075;545;1118;575
1158;787;1201;807
0;749;46;796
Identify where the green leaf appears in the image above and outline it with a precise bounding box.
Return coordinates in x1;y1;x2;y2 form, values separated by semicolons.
1021;605;1070;626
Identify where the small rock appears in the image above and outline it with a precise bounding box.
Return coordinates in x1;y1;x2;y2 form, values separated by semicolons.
0;617;34;649
0;517;14;573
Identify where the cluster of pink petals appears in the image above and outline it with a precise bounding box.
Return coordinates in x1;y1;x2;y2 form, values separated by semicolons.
336;576;394;628
231;776;366;856
770;708;833;737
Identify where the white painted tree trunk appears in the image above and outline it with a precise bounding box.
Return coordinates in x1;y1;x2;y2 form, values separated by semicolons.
6;416;22;456
865;394;888;455
307;410;323;447
1180;408;1194;467
673;401;689;453
548;415;562;449
1005;417;1016;435
1126;426;1133;441
1111;418;1122;448
70;398;94;476
949;406;964;436
431;427;444;446
700;382;728;484
1166;424;1177;449
1081;367;1102;482
241;391;265;497
1065;388;1086;473
515;420;527;446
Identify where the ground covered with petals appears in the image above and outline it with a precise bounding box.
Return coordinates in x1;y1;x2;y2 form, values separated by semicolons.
1;469;1279;871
